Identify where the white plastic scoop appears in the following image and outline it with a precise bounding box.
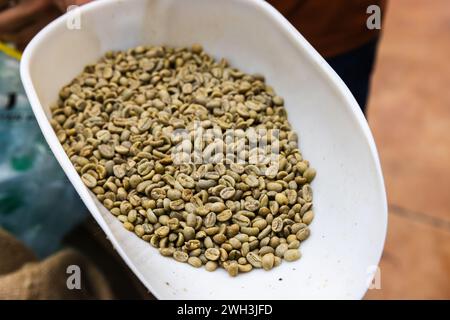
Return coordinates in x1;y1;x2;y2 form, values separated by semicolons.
20;0;387;299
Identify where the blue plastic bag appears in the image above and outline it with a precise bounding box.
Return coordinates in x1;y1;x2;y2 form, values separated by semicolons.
0;48;87;258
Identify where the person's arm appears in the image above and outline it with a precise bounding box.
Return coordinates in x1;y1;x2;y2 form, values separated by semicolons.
0;0;92;50
52;0;91;11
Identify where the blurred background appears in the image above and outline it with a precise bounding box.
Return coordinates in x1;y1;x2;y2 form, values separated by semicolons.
365;0;450;299
0;0;449;299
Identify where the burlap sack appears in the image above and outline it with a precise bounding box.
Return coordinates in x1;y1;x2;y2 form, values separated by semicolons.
0;228;114;299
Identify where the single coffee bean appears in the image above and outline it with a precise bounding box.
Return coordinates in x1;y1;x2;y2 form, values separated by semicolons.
284;249;301;262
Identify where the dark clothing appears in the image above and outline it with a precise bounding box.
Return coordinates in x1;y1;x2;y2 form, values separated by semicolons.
270;0;385;57
326;39;379;113
269;0;385;114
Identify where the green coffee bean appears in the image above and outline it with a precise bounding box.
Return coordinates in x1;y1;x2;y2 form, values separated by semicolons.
284;249;301;262
54;44;316;277
220;187;236;200
81;173;97;188
188;256;203;268
123;221;134;231
159;247;175;256
288;240;300;249
241;227;260;236
205;248;220;261
205;261;218;272
274;256;282;267
271;217;283;232
302;211;314;225
204;212;217;228
173;251;189;262
275;193;288;206
155;226;169;238
267;182;283;192
303;168;316;182
259;246;274;256
296;228;310;241
238;263;253;273
262;253;275;270
246;252;262;268
275;243;289;257
216;209;232;222
229;238;242;249
183;227;196;241
227;262;239;277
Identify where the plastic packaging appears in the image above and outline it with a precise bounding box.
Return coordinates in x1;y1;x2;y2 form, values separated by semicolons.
0;46;87;257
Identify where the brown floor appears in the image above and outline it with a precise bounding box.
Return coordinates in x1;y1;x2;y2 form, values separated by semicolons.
364;0;450;299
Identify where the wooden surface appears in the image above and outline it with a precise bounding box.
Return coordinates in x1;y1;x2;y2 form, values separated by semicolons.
364;0;450;299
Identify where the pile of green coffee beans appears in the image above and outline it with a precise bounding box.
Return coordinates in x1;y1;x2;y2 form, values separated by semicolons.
50;44;316;276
